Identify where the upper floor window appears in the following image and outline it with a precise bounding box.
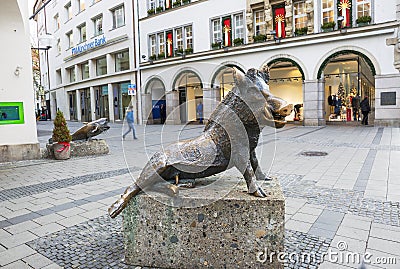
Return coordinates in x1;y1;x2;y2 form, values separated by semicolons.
112;5;125;29
65;2;72;21
321;0;334;24
67;66;75;82
233;13;244;40
57;39;61;54
54;14;60;31
81;62;89;79
293;1;307;29
78;0;85;12
66;31;74;48
78;24;86;43
93;15;103;36
254;10;265;36
148;0;156;10
185;26;193;52
96;56;107;76
158;33;165;56
115;50;130;72
175;28;183;51
149;35;156;57
356;0;371;18
211;19;222;44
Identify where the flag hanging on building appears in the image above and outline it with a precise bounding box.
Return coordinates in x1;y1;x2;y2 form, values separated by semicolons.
338;0;352;27
274;7;286;38
165;0;171;9
222;17;232;47
166;31;173;57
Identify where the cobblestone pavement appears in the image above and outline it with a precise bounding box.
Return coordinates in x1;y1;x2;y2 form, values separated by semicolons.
0;121;399;268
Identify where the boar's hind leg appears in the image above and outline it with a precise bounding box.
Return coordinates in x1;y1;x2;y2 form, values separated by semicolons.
250;150;275;181
243;160;267;198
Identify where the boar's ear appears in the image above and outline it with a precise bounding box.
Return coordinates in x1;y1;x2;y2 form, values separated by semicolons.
233;67;251;88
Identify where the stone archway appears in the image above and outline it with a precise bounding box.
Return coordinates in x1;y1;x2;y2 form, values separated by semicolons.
143;77;166;124
266;58;305;122
318;50;376;125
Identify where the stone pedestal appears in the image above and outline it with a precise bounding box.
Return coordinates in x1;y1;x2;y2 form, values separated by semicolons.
44;139;109;159
122;177;285;269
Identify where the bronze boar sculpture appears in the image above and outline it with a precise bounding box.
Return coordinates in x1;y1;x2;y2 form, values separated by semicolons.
71;118;110;141
108;67;293;218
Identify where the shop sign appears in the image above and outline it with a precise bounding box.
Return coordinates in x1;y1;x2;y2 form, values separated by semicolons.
381;92;396;106
128;84;136;96
0;102;24;125
71;35;106;56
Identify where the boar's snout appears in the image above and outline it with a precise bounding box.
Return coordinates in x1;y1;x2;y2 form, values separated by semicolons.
277;104;293;117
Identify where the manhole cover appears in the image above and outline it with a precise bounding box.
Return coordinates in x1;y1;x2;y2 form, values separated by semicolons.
300;151;328;157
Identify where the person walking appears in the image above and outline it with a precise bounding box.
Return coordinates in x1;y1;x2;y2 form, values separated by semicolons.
123;105;138;139
360;96;371;125
196;101;203;124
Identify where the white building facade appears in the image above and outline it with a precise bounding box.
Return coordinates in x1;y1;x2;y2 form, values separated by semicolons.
138;0;400;127
0;0;40;162
34;0;140;123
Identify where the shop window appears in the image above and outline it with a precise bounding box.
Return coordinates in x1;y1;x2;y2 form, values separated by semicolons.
293;1;307;30
81;62;89;79
112;5;125;29
65;2;72;21
321;0;335;24
93;15;103;36
96;57;107;76
66;31;74;48
78;23;86;43
115;50;129;72
254;10;265;36
78;0;85;12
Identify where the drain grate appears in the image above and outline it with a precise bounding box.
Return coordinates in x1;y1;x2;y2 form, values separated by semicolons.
300;151;328;157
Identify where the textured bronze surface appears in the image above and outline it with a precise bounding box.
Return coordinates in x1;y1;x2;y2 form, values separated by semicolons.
71;118;110;141
108;67;293;218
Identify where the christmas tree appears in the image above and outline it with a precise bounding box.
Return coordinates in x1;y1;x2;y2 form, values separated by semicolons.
337;82;346;101
52;111;72;143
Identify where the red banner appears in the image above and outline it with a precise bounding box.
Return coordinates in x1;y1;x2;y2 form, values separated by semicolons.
222;17;232;47
165;0;171;9
166;31;173;57
274;7;286;38
338;0;351;27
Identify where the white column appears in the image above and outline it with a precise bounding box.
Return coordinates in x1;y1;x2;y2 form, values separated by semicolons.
106;53;114;75
303;79;326;126
166;90;180;124
75;64;80;82
88;59;95;78
203;87;221;121
90;86;96;121
141;93;153;124
76;89;82;122
108;83;115;122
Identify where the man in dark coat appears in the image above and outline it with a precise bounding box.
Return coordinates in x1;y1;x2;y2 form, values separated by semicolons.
360;96;371;125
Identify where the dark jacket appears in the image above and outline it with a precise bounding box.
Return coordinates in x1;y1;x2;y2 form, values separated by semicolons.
360;98;371;112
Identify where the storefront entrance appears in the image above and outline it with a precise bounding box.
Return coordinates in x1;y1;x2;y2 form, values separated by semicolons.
268;59;304;121
68;91;77;121
94;85;109;120
113;82;131;121
321;52;375;124
80;89;91;122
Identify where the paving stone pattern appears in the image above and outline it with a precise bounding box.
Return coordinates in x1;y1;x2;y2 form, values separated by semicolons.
0;168;132;202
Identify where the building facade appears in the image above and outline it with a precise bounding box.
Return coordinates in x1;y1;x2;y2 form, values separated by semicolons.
0;0;40;162
34;0;140;124
138;0;400;126
37;0;400;127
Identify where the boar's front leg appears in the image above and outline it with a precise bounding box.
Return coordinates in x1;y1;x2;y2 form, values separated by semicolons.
250;150;274;181
243;160;267;198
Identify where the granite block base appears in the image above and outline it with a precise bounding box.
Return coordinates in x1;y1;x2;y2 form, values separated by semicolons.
122;176;285;268
44;139;109;159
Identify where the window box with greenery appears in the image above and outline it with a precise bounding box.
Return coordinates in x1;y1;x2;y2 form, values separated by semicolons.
52;111;72;160
184;47;193;54
253;34;266;43
211;42;221;50
147;8;155;15
149;54;157;61
156;6;163;13
233;38;244;46
356;16;371;26
321;21;335;32
158;52;165;59
173;1;181;7
182;0;190;4
294;27;308;36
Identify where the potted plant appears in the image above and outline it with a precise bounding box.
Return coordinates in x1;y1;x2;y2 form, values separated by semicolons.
156;6;163;13
233;38;244;46
184;47;193;54
183;0;190;4
52;110;72;160
211;42;221;50
321;21;335;32
158;52;165;59
253;34;267;43
356;15;371;26
173;1;181;7
149;54;157;61
147;8;155;15
294;27;308;36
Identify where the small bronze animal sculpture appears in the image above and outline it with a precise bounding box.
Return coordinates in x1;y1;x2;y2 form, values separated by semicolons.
71;118;110;141
108;67;293;218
